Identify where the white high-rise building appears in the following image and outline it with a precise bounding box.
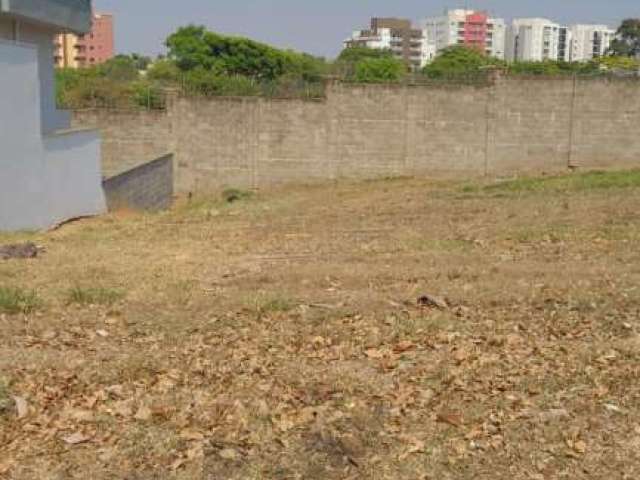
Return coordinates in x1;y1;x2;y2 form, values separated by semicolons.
570;24;616;62
421;9;507;60
506;18;571;62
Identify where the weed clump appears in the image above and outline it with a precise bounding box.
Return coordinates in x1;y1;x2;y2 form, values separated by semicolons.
0;287;41;314
67;286;125;306
222;188;254;204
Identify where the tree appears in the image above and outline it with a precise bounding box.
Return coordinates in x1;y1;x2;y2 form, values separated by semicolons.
97;56;140;82
129;53;152;71
165;25;323;81
609;19;640;57
422;45;503;78
146;59;182;83
596;55;640;71
353;57;406;83
337;46;393;64
334;47;398;80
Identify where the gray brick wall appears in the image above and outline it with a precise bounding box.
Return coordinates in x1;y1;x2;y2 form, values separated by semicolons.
72;108;174;178
73;77;640;195
102;154;174;211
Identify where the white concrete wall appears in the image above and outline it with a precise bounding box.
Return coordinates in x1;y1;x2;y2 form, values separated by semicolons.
44;129;106;226
13;21;60;133
0;38;106;231
0;40;48;230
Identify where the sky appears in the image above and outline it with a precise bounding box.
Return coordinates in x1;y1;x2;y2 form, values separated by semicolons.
95;0;638;59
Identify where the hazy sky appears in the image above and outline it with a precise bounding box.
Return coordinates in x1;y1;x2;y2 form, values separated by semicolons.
95;0;637;58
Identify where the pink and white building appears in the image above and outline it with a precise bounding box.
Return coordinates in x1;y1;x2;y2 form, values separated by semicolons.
421;9;507;60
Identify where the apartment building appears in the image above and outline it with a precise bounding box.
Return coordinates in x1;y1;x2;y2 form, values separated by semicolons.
54;12;114;68
507;19;615;63
570;24;615;62
421;9;507;60
506;18;570;62
345;18;434;69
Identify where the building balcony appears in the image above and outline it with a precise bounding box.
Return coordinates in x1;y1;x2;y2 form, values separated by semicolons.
0;0;92;34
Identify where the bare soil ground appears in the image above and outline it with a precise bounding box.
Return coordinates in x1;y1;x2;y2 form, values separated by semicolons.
1;171;639;479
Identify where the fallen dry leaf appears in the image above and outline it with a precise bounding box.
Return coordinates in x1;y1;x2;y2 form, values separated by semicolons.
399;437;426;460
437;412;463;428
393;341;416;353
12;396;28;419
170;458;185;471
62;432;91;445
134;405;152;421
180;429;205;441
218;448;239;460
365;348;385;359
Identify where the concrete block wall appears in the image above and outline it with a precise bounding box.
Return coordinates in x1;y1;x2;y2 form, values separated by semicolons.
72;77;640;195
102;154;174;211
571;78;640;169
72;108;173;178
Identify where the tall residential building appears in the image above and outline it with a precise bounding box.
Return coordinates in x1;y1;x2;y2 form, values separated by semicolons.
345;18;434;69
570;24;615;62
54;12;114;68
506;18;570;62
421;9;507;60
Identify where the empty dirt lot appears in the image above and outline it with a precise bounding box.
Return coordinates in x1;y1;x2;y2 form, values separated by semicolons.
1;170;639;479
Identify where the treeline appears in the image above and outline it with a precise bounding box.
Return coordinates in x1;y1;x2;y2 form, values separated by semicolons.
56;26;330;108
57;21;640;109
422;46;640;80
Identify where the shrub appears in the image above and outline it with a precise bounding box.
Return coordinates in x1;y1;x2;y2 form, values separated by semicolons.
146;59;182;84
353;57;406;83
182;69;261;96
422;45;503;79
507;60;598;76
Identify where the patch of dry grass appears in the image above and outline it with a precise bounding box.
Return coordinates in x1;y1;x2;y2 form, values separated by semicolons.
0;287;41;314
1;170;640;479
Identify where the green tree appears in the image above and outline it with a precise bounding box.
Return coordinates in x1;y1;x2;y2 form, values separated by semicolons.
609;19;640;57
422;46;503;79
337;46;394;64
353;57;406;83
595;55;640;71
165;25;323;81
146;59;182;83
131;53;152;71
97;55;140;82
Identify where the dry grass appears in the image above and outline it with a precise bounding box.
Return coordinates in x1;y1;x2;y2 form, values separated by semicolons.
1;170;640;479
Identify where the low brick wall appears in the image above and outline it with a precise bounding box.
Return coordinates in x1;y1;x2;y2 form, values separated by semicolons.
102;154;174;211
